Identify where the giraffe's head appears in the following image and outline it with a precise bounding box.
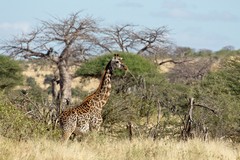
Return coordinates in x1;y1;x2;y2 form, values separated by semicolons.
110;54;128;71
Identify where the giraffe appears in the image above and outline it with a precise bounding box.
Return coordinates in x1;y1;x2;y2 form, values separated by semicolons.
59;54;127;143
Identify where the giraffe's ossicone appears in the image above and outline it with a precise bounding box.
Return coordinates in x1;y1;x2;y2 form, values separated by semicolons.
59;54;127;143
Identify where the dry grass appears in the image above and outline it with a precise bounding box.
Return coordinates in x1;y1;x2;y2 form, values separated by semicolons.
0;135;239;160
22;63;99;92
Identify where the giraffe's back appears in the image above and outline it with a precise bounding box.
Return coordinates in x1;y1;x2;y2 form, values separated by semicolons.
60;104;95;135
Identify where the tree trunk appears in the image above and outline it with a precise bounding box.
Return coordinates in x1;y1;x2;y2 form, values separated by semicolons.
127;121;133;141
182;98;194;140
153;99;161;141
51;75;59;103
57;60;72;115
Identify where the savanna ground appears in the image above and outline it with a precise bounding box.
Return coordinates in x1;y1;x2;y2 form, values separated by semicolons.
1;135;239;160
1;55;239;160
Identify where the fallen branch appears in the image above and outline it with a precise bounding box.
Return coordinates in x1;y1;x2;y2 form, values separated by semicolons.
158;59;192;65
194;104;217;114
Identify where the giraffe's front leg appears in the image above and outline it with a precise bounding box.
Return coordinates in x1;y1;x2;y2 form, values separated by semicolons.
74;123;90;135
89;116;103;132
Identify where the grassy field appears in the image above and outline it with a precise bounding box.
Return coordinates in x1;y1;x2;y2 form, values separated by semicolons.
0;135;239;160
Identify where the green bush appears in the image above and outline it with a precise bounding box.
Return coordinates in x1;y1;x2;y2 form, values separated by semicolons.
0;55;23;91
0;93;60;140
192;57;240;141
75;52;166;136
25;77;48;103
75;52;159;77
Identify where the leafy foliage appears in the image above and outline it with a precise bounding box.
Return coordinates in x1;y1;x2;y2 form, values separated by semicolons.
1;50;240;142
75;52;158;77
25;77;48;103
76;52;166;135
0;55;23;90
0;92;60;140
193;57;240;140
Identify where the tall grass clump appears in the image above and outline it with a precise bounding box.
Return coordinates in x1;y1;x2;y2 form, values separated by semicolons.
0;135;239;160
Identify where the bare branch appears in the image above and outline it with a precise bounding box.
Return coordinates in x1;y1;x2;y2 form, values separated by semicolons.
158;59;193;65
100;24;136;52
168;58;215;84
194;104;217;114
135;26;169;54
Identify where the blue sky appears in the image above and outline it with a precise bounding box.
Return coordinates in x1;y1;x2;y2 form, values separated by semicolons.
0;0;239;51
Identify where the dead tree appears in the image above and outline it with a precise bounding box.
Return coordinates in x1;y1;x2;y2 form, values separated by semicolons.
1;12;99;116
127;121;133;141
152;99;162;141
181;98;195;140
99;25;170;55
134;26;169;55
168;57;215;84
181;98;217;141
101;24;136;52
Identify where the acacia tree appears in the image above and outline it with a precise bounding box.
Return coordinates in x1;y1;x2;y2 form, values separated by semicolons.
134;26;169;55
100;24;136;52
1;12;100;115
1;12;170;116
97;24;170;55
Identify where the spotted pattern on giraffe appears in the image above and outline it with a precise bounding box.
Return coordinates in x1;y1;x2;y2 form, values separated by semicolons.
59;54;127;143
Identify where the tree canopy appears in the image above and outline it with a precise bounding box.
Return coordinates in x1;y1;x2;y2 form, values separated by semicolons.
75;52;159;77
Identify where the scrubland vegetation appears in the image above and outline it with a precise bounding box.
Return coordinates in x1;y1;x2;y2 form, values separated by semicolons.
0;51;240;160
0;12;240;160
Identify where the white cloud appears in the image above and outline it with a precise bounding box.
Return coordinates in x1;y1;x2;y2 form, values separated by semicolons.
196;11;239;22
154;9;239;22
153;1;239;22
116;1;143;8
173;27;230;51
0;22;31;33
161;0;189;10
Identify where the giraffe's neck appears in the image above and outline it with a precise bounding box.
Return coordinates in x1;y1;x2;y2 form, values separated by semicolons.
78;62;113;112
91;68;112;108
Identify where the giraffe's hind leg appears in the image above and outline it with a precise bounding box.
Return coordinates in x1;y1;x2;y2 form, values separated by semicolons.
60;116;77;144
61;130;73;144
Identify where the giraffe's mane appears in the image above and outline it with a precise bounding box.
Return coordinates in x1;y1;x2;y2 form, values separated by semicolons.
82;59;112;101
69;59;112;112
77;67;110;107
